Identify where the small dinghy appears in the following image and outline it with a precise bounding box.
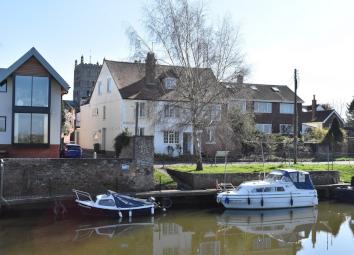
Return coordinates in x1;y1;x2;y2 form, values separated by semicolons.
73;189;157;218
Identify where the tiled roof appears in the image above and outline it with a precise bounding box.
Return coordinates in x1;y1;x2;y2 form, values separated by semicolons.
224;82;304;103
301;109;337;123
0;47;70;92
105;60;215;100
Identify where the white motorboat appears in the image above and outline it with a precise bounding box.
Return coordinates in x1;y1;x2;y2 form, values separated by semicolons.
216;169;318;209
73;189;157;218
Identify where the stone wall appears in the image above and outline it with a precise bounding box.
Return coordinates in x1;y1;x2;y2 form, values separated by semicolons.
167;169;340;190
0;136;154;200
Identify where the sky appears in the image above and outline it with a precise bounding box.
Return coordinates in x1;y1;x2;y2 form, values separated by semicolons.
0;0;353;115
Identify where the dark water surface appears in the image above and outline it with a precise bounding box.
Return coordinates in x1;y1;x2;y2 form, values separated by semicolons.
0;202;353;255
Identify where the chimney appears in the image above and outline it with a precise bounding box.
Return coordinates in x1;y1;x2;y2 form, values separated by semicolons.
237;74;244;84
145;52;156;85
312;95;317;121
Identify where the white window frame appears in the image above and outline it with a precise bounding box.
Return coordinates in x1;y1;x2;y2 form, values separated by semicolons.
107;78;112;93
164;77;177;89
229;100;246;112
139;102;146;118
206;127;216;144
254;102;272;113
280;124;294;134
280;103;294;114
163;131;179;144
211;104;222;121
256;124;272;134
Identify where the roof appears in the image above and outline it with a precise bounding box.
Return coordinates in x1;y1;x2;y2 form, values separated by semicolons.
0;47;70;92
0;68;6;77
225;83;304;103
63;100;77;109
104;60;215;101
301;109;344;125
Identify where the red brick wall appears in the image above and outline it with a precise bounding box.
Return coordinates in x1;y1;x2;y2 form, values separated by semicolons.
0;145;60;158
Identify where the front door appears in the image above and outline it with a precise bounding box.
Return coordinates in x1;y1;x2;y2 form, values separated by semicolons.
183;133;191;155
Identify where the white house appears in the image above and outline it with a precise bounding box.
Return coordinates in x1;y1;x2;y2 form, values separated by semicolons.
78;53;212;156
0;47;70;157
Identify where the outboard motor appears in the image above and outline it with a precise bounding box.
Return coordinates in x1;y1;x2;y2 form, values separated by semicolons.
351;176;354;187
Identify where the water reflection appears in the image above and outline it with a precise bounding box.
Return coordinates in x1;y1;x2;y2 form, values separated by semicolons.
0;202;353;254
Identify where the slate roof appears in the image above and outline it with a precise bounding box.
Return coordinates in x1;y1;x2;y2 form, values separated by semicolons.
301;109;344;125
105;60;215;101
224;82;304;103
0;47;70;92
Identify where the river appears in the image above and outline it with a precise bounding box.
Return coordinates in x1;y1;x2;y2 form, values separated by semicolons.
0;202;353;254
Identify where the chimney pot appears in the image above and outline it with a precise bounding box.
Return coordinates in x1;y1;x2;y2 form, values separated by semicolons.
312;94;317;121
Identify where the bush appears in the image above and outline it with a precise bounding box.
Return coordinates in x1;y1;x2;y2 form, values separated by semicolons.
114;130;130;158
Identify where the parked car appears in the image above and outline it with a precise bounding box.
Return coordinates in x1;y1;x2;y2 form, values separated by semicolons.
61;144;83;158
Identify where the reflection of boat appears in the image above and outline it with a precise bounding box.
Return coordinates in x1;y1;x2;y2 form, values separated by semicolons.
73;189;157;217
217;207;318;243
73;220;154;241
217;169;318;209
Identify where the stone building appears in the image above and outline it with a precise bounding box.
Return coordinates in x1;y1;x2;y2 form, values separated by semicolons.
73;55;102;110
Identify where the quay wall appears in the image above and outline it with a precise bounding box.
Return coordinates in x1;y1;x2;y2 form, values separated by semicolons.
0;136;154;200
167;169;340;189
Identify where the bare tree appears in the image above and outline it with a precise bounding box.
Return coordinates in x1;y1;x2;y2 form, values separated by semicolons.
129;0;247;170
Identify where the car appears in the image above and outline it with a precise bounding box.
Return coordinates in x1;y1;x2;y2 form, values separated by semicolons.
61;144;83;158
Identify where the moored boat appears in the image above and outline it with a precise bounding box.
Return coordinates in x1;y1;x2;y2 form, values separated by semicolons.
73;189;157;217
216;169;318;209
335;176;354;203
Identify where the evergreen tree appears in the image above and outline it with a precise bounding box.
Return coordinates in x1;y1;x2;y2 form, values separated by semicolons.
323;118;344;146
345;98;354;127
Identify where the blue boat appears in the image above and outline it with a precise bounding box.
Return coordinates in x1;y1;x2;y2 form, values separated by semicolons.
73;189;157;217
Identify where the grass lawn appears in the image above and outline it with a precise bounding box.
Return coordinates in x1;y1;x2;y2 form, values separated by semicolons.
153;169;177;187
169;163;354;183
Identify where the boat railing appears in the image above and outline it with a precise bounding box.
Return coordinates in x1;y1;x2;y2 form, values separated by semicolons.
72;189;94;202
216;182;235;192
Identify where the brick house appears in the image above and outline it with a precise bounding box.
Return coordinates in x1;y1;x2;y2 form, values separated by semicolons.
0;47;69;158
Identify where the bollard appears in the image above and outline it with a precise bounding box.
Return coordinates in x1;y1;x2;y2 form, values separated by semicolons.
93;152;97;159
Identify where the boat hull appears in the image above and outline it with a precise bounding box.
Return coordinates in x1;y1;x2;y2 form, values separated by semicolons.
217;193;318;209
335;187;354;203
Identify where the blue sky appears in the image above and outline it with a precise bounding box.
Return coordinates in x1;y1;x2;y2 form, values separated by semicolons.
0;0;353;114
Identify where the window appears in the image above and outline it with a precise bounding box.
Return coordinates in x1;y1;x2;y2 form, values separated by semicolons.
280;124;293;134
139;102;146;117
0;81;6;92
254;102;272;113
164;77;177;89
206;127;215;143
210;104;221;121
276;187;285;192
98;199;115;206
14;113;48;144
107;78;112;93
164;104;179;118
0;116;5;132
163;131;179;143
280;103;294;114
98;81;102;95
102;106;106;119
92;108;98;117
229;101;246;112
15;76;49;107
139;127;145;136
256;124;272;134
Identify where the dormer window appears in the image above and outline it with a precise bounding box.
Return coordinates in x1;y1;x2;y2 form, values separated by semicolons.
164;77;176;89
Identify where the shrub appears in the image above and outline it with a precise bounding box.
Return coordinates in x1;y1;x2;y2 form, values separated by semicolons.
114;130;130;158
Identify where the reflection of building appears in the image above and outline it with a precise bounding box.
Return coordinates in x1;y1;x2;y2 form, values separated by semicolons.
153;223;193;255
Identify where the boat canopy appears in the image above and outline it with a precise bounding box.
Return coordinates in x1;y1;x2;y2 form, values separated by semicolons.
112;193;150;208
269;170;315;190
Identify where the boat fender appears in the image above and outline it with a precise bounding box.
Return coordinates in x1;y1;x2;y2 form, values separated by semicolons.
261;197;264;207
161;197;173;209
225;197;230;204
247;197;251;205
290;193;293;206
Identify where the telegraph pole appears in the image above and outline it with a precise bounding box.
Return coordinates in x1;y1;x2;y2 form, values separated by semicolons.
293;69;298;164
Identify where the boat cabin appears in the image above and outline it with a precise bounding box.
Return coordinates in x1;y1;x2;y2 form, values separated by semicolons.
266;169;315;190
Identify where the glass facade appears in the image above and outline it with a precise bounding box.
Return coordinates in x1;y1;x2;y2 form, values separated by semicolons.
14;113;48;144
15;76;49;107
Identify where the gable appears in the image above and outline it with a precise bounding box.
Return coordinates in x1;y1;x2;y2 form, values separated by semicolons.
15;57;49;76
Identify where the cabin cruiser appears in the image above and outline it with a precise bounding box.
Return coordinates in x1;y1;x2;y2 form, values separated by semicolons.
216;169;318;209
73;189;157;217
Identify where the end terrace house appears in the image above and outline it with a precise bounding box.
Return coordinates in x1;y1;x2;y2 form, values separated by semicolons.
0;47;69;157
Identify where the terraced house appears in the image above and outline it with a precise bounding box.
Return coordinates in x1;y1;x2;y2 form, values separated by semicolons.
78;52;302;157
0;48;69;157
